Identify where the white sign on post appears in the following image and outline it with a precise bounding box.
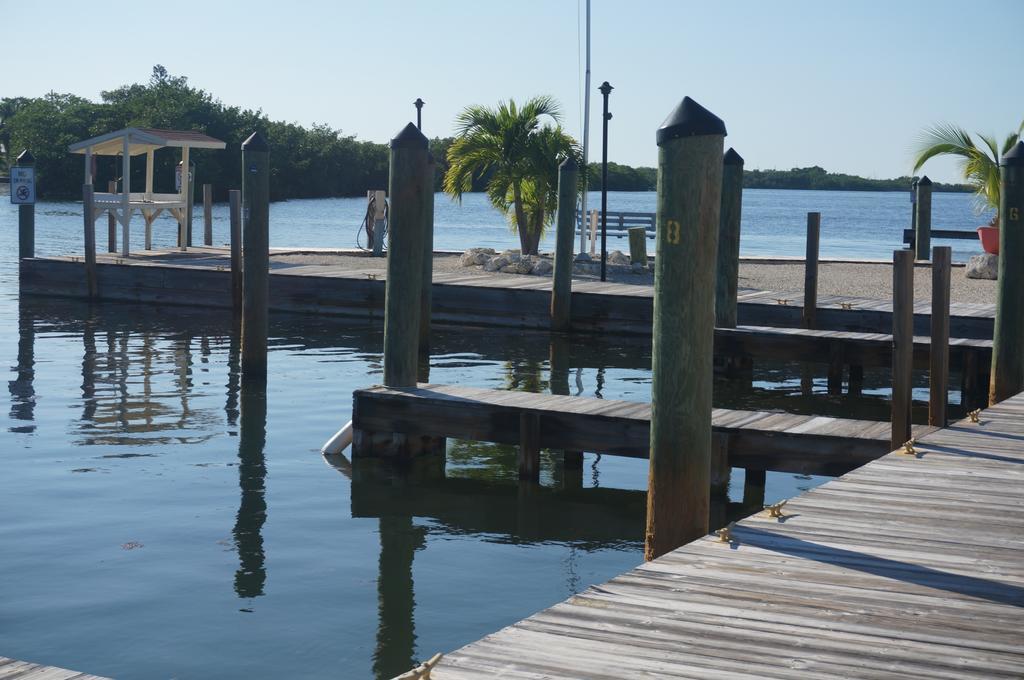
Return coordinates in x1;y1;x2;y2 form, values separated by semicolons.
10;166;35;205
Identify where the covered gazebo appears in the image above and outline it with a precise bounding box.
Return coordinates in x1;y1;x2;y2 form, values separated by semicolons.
69;128;226;257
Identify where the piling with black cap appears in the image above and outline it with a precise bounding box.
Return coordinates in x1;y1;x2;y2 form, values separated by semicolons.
241;132;270;378
16;150;35;263
645;97;726;562
891;249;914;449
384;123;429;388
990;141;1024;404
551;156;579;332
915;176;932;260
715;148;744;328
929;245;951;426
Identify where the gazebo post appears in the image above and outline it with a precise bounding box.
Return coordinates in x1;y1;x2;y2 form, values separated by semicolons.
84;148;93;185
121;135;131;257
145;150;154;199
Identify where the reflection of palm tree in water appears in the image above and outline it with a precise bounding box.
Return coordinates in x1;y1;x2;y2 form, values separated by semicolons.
233;376;267;599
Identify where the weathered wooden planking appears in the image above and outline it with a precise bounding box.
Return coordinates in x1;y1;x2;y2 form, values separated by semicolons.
0;656;110;680
427;393;1024;680
21;250;996;338
352;384;935;476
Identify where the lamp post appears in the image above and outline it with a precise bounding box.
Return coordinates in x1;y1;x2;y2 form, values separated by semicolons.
414;98;425;131
599;81;613;282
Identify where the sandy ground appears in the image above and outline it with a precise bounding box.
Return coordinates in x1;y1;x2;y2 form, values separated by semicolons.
270;250;996;305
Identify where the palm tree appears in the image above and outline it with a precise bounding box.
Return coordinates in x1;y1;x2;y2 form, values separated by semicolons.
444;97;580;254
912;119;1024;223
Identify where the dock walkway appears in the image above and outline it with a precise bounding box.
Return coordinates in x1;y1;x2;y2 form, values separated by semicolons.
0;656;109;680
353;384;937;476
427;392;1024;679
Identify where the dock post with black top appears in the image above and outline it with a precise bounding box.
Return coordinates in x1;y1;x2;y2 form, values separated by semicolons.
551;157;579;332
929;246;951;426
989;141;1024;404
645;97;725;562
802;212;820;329
891;249;914;449
241;132;270;379
915;176;932;261
383;123;428;390
716;148;743;328
16;150;35;264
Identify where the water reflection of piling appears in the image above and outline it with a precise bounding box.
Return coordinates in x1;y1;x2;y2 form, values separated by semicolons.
373;514;424;679
9;300;36;432
233;375;268;599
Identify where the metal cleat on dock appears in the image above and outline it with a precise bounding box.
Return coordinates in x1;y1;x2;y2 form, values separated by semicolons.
840;302;854;310
394;652;443;680
715;522;736;543
902;439;917;455
766;499;787;518
775;298;790;305
968;408;981;423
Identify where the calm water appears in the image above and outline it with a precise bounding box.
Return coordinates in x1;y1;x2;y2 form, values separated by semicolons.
0;189;966;679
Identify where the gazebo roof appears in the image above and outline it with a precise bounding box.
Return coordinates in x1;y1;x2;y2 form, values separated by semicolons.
69;127;227;156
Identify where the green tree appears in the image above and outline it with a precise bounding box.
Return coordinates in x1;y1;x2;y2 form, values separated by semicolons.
444;97;579;254
913;120;1024;222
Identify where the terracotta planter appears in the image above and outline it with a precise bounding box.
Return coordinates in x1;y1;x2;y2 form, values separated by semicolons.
977;225;999;255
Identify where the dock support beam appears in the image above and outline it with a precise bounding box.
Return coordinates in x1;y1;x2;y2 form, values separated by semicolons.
645;97;724;561
229;189;242;315
990;142;1024;405
241;133;270;379
915;176;932;261
716;148;743;328
929;246;951;426
802;212;820;329
383;123;428;389
82;183;97;299
551;157;579;332
891;250;914;449
519;412;541;482
203;183;213;246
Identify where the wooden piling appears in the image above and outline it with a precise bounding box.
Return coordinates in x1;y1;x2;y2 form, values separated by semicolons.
186;163;195;247
802;212;820;329
551;157;579;332
646;97;725;561
891;249;914;449
16;150;35;263
929;246;951;426
519;412;541;482
107;180;117;253
203;183;213;246
915;176;932;261
83;184;98;299
383;123;428;388
229;189;242;314
990;141;1024;404
627;227;648;268
742;468;766;510
419;155;436;359
241;133;270;378
715;148;744;328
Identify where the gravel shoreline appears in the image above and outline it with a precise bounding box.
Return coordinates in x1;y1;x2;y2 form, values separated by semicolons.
270;250;996;306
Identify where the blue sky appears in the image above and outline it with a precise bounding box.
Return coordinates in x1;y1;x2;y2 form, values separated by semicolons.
6;0;1021;183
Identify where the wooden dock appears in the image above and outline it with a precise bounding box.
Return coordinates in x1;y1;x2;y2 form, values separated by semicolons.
352;384;936;476
0;656;109;680
21;248;996;339
426;392;1024;679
